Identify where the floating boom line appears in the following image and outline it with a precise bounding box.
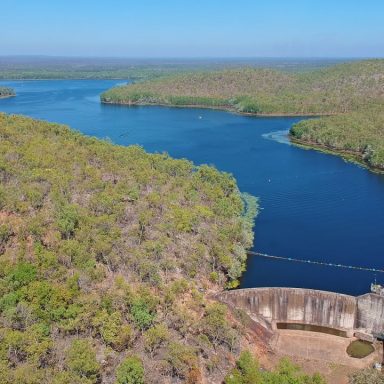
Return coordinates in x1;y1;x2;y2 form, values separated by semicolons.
247;251;384;273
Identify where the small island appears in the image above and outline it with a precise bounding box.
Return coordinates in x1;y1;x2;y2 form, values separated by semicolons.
0;86;15;98
101;59;384;172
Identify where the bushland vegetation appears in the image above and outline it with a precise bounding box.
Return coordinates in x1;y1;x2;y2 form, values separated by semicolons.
225;351;325;384
290;105;384;170
349;368;384;384
0;113;260;383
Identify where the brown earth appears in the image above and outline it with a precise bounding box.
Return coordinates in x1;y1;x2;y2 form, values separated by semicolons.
257;329;382;384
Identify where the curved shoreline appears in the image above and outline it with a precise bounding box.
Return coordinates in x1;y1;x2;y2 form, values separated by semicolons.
101;98;382;173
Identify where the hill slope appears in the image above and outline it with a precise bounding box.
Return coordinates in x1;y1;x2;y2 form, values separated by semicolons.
290;106;384;170
0;113;257;383
101;60;384;115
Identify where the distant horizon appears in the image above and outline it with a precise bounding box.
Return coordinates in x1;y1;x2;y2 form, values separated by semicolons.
0;55;382;60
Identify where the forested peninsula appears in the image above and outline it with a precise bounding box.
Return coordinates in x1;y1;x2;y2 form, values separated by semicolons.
0;87;15;98
101;59;384;171
0;113;257;383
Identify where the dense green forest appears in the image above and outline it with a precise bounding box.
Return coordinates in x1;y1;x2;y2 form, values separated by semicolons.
101;59;384;170
0;113;260;383
0;87;15;98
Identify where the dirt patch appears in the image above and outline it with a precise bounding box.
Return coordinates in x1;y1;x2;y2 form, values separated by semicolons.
258;329;383;383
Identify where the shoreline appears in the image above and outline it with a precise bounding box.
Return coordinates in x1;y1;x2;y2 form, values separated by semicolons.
290;136;384;174
101;98;382;174
101;99;336;118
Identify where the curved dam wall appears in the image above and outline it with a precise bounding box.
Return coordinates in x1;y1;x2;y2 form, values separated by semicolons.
217;288;384;337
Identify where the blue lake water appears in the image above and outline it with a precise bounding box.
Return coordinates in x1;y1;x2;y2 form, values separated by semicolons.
1;79;383;295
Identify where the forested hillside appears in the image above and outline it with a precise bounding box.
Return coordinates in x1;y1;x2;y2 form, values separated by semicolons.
101;60;384;170
290;106;384;170
101;60;383;115
0;113;258;383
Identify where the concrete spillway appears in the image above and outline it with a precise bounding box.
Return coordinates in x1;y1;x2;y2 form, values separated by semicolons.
217;288;384;340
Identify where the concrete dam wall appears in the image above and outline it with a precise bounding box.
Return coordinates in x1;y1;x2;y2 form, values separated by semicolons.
356;293;384;335
217;288;384;338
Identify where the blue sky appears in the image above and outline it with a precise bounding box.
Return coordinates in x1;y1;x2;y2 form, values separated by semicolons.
1;0;383;57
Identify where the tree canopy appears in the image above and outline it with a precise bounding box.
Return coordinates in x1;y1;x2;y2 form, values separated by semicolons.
0;113;257;383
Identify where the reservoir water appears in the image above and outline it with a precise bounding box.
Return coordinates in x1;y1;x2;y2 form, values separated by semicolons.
1;80;383;295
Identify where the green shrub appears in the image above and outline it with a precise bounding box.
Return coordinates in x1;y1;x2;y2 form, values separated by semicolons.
66;339;100;383
115;356;144;384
